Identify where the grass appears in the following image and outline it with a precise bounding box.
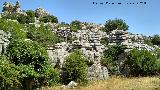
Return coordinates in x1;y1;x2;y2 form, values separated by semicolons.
41;76;160;90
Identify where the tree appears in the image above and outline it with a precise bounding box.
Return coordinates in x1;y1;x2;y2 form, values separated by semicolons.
6;40;60;89
100;37;109;46
1;13;19;20
0;18;26;41
70;20;82;32
144;39;153;46
155;48;160;59
1;10;35;24
17;10;35;24
126;49;158;76
151;35;160;45
62;49;88;84
0;55;21;89
104;18;129;33
101;45;127;74
26;24;62;47
39;15;58;23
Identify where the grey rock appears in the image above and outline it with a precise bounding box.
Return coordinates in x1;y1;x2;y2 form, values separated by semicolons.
67;81;78;89
0;30;10;54
88;63;109;80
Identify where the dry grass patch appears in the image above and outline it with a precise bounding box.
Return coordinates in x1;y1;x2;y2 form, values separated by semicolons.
41;76;160;90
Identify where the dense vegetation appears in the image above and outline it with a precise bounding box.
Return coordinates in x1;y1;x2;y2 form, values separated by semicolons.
151;35;160;45
126;49;158;76
102;45;160;76
62;50;88;84
101;45;127;74
26;24;62;47
0;18;61;89
70;20;82;32
104;18;129;33
1;10;58;24
0;5;159;89
0;40;60;89
39;15;58;23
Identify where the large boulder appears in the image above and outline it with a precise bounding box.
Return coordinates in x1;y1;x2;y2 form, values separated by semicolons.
88;63;109;80
0;30;11;54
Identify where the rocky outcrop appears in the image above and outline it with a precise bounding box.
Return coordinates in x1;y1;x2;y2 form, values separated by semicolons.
0;30;11;54
47;23;157;81
109;30;155;51
88;63;109;80
35;8;48;18
2;1;20;13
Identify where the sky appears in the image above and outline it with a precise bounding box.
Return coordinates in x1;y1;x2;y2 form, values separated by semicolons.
0;0;159;36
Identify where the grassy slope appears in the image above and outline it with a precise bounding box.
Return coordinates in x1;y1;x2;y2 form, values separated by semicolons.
41;76;160;90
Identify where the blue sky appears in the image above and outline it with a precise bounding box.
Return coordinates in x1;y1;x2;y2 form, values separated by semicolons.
0;0;160;36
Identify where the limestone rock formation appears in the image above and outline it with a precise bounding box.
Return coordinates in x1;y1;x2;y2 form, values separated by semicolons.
108;30;155;51
47;23;156;81
0;30;11;54
2;1;20;13
35;8;48;18
88;63;109;80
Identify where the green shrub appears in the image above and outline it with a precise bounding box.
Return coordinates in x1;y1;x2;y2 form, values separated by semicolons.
151;35;160;45
0;55;21;89
70;20;82;32
0;18;26;41
156;59;160;74
104;18;129;33
101;45;127;74
6;40;60;88
155;48;160;74
100;37;109;46
1;13;19;20
126;49;158;76
2;10;36;24
155;48;160;59
62;49;88;84
144;39;153;46
26;24;62;47
41;63;60;86
39;15;58;23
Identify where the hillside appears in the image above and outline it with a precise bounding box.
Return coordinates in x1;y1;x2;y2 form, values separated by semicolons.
0;1;160;90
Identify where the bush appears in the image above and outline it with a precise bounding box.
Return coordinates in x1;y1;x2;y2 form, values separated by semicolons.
104;18;129;33
2;10;35;24
6;40;60;88
100;37;109;46
151;35;160;45
144;39;153;46
62;49;88;84
1;13;19;20
102;45;127;74
18;10;35;24
70;20;82;32
26;24;62;47
0;55;21;89
0;18;26;41
126;49;158;76
39;15;58;23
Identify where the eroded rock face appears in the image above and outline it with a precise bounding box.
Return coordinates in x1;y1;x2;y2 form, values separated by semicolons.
2;1;20;13
0;30;11;54
35;8;48;18
47;24;109;68
108;30;155;51
47;23;157;81
88;63;109;80
47;42;70;68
